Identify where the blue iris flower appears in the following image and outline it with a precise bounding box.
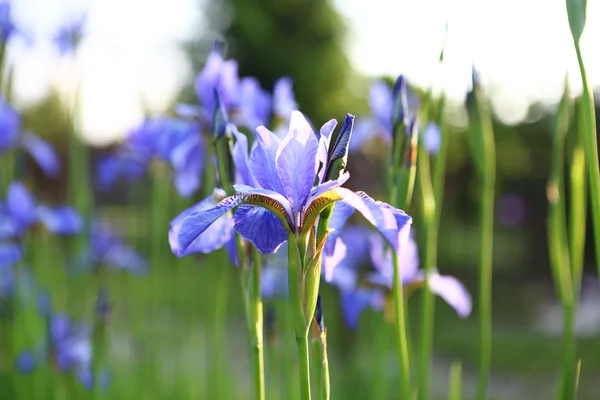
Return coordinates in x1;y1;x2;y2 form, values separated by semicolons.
169;124;253;264
96;150;145;191
0;182;82;239
53;13;85;56
127;116;204;198
325;225;472;329
171;110;412;257
179;43;272;132
73;220;147;274
0;0;15;43
350;75;421;153
0;97;60;177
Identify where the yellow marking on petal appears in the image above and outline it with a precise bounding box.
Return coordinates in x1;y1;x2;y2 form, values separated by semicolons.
241;194;292;231
300;190;343;234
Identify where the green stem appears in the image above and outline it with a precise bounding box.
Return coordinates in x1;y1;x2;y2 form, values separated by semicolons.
320;334;330;400
288;235;311;400
392;252;412;399
448;361;462;400
296;334;311;400
417;144;436;400
574;45;600;295
249;248;266;400
311;340;322;400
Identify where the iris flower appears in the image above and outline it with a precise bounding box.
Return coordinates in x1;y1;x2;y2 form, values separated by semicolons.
96;150;145;191
326;225;472;329
0;0;15;43
172;110;412;258
53;13;85;56
0;97;60;177
0;181;82;239
350;75;420;153
127;116;204;198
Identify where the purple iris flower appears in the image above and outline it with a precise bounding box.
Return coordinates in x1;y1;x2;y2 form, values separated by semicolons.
0;243;19;298
187;43;271;131
96;150;145;191
350;76;420;153
422;122;441;155
53;13;85;56
15;350;36;373
127;116;204;198
326;225;472;329
0;0;15;43
169;125;253;263
0;182;82;238
0;97;60;177
172;110;412;257
272;77;297;122
75;220;147;274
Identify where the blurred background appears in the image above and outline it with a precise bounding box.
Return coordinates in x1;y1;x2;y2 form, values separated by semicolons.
3;0;600;398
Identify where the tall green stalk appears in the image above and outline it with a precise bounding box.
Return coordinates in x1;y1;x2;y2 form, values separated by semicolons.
388;112;418;399
566;0;600;288
547;80;576;400
467;72;496;400
249;248;266;400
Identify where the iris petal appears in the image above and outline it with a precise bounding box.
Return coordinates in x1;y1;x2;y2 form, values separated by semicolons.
335;188;412;254
426;272;472;318
6;182;37;231
250;126;284;193
275;111;319;214
37;205;82;235
0;242;21;268
349;118;388;153
340;289;375;330
317;119;337;182
322;237;346;282
233;205;287;254
273;77;296;120
369;81;393;135
170;193;234;257
233;184;293;227
21;133;60;177
231;126;257;187
176;194;243;254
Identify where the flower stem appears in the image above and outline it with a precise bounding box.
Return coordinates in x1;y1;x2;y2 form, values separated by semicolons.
249;248;266;400
296;333;312;400
392;251;412;399
288;235;312;400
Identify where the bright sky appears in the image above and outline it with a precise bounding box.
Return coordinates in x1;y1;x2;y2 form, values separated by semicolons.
7;0;600;144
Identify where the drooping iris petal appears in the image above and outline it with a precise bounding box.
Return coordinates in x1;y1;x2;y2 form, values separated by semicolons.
423;122;441;155
0;96;19;151
340;289;375;330
0;242;21;267
224;235;239;267
233;205;287;254
275;111;319;213
21;133;60;177
169;193;234;257
426;272;472;318
273;77;296;120
233;184;294;223
6;182;37;231
369;81;393;135
176;194;244;254
170;134;204;198
250;126;284;193
37;205;82;235
322;237;346;281
335;188;412;255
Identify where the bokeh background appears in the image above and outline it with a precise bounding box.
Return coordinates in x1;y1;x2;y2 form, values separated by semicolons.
3;0;600;398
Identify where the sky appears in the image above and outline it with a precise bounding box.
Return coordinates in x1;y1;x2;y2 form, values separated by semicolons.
6;0;600;144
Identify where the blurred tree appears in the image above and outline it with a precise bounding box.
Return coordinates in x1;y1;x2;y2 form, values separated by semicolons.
183;0;366;125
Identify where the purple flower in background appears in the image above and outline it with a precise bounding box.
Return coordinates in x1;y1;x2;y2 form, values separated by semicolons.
169;125;253;264
53;13;85;56
127;116;204;198
96;150;146;191
423;122;441;155
15;350;36;373
0;243;19;298
350;75;420;152
75;220;147;274
272;77;297;123
0;97;60;177
0;0;15;43
0;182;82;238
326;225;471;329
172;111;412;257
